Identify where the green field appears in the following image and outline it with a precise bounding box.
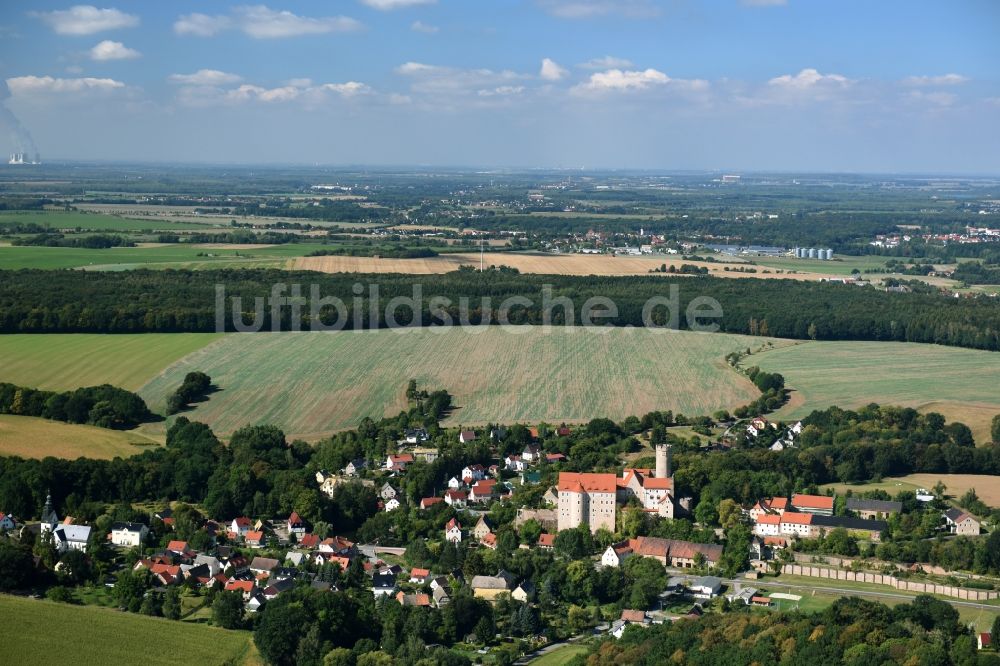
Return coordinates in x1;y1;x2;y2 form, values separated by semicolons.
0;242;321;270
753;340;1000;443
0;333;221;391
138;328;777;439
0;414;159;459
0;210;210;232
0;595;254;666
528;643;590;665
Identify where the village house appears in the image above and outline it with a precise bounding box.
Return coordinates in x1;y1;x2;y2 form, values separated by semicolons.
380;483;398;502
344;459;366;476
459;430;477;444
471;570;515;601
473;516;493;540
0;512;16;531
445;518;463;543
318;536;355;555
512;580;536;603
225;579;256;600
230;517;252;538
298;533;320;549
386;454;414;472
403;428;429;445
617;444;675;518
689;576;723;600
746;417;770;438
504;455;526;472
846;498;902;520
287;511;306;536
601;537;723;569
537;533;555;549
462;464;486;483
109;522;148;548
384;497;401;512
372;572;397;597
447;476;463;490
480;533;498;550
979;633;993;651
432;585;451;607
748;497;788;522
469;479;497;503
409;568;431;584
396;591;432;607
250;556;280;577
419;497;444;510
444;490;467;508
944;508;982;536
411;447;439;463
245;531;266;548
790;494;835;516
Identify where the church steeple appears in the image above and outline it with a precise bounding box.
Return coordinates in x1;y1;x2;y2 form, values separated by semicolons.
41;490;57;525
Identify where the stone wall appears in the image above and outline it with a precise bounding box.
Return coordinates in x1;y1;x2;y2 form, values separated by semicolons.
780;564;999;601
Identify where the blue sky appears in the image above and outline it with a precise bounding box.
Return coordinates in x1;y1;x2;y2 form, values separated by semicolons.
1;1;998;172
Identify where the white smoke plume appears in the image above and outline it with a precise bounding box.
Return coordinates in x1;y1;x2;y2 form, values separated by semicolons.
0;81;40;161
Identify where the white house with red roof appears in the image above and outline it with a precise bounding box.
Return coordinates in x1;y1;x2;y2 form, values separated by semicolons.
420;497;444;510
444;490;467;507
386;453;415;472
469;479;497;503
459;430;477;444
287;512;306;536
445;518;462;543
230;517;252;538
462;464;486;483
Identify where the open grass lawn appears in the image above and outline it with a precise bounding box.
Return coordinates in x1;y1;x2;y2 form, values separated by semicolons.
753;341;1000;444
0;333;221;391
0;594;254;666
0;210;210;231
0;415;159;459
528;643;590;665
821;473;1000;507
137;328;778;439
0;241;322;270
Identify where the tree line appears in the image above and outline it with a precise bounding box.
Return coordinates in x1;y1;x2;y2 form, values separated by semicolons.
2;268;1000;350
0;383;153;429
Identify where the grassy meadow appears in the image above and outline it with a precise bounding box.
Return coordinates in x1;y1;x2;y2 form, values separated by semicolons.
0;594;254;666
0;210;211;232
0;242;322;270
0;415;158;459
0;333;221;391
138;328;776;439
753;341;1000;444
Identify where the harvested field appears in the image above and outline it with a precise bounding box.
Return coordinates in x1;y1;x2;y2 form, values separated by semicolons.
0;415;158;459
290;251;836;278
138;328;776;440
754;341;1000;443
889;474;1000;507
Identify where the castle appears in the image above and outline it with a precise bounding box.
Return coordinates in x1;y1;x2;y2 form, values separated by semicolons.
557;444;676;533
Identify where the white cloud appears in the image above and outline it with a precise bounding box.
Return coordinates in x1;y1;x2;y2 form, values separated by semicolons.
579;56;634;70
572;68;709;95
7;75;125;95
902;74;969;87
768;68;850;89
33;5;139;35
320;82;372;97
175;5;361;39
173;13;231;37
410;20;439;33
89;40;140;61
477;86;525;97
169;70;243;86
539;58;568;81
361;0;436;9
906;90;957;107
174;77;371;106
537;0;658;19
396;62;523;97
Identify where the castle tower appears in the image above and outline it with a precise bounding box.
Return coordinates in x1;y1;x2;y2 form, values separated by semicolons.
655;444;671;479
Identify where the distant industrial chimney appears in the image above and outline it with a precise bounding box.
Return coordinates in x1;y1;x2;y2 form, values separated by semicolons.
655;443;671;479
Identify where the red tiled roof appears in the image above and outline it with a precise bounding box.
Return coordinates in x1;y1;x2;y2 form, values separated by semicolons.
621;609;646;622
420;497;444;508
481;533;497;548
538;533;555;547
791;494;834;510
166;540;189;552
225;580;255;593
245;530;264;541
446;518;461;530
557;472;616;494
299;534;319;548
781;513;814;525
410;568;430;577
756;514;781;525
233;517;251;527
288;511;302;524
